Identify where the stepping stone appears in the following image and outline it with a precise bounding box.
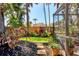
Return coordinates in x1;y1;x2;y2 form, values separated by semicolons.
37;49;47;55
37;45;45;49
74;46;79;56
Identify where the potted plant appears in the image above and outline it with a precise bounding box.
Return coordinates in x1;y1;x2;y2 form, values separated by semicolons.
67;38;74;55
50;43;60;56
48;34;60;56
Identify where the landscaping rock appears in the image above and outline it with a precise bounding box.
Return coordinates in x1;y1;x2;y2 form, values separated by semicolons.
0;41;37;56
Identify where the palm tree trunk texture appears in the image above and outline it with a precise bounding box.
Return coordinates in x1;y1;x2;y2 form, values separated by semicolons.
26;4;29;36
48;4;51;32
53;14;55;35
43;4;47;30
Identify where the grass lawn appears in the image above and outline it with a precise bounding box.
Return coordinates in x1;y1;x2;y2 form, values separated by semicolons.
19;37;50;43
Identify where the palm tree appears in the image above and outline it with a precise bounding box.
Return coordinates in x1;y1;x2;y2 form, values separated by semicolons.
29;21;32;27
25;3;33;36
47;4;51;32
33;18;37;24
4;3;24;28
43;3;47;30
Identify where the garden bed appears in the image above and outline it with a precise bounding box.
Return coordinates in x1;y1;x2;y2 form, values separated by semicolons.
0;41;37;56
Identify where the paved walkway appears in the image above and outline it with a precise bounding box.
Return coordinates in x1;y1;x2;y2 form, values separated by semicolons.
35;43;47;56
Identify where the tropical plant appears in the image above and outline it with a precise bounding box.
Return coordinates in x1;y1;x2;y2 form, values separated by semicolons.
50;43;60;48
42;30;50;37
67;38;74;48
29;32;38;37
48;34;60;48
4;3;25;28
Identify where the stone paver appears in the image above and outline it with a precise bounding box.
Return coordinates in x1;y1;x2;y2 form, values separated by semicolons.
74;46;79;56
37;45;45;49
37;49;47;55
36;43;47;56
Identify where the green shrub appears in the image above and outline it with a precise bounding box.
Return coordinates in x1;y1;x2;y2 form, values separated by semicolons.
50;43;60;48
42;30;50;37
29;32;38;37
48;34;60;49
67;38;74;48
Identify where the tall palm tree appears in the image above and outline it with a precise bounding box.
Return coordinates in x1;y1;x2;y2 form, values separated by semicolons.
25;3;33;36
33;18;37;24
43;3;47;30
47;4;51;32
29;21;32;27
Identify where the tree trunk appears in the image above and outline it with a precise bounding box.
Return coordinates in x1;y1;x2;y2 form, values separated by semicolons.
48;4;51;32
0;6;6;44
53;14;55;35
43;4;47;30
0;8;4;33
26;4;29;36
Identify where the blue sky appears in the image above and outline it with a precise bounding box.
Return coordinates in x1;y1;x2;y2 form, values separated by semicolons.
29;3;55;25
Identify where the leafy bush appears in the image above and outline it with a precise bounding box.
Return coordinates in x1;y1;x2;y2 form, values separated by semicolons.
50;43;60;48
42;30;50;37
67;38;74;48
29;32;38;37
48;34;60;49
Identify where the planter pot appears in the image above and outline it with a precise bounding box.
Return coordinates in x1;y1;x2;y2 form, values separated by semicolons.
68;48;74;55
51;48;59;56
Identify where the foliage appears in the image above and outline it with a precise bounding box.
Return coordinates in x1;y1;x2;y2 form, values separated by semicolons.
67;38;74;48
48;34;60;48
69;25;75;33
8;17;22;28
42;30;50;37
50;43;60;48
4;3;24;28
29;32;38;37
